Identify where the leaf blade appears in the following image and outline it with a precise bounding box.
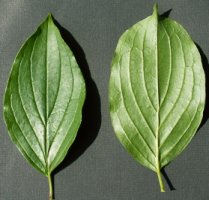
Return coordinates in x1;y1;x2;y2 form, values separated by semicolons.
109;5;205;190
4;15;86;176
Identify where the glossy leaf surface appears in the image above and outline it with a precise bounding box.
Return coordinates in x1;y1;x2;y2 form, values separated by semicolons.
109;5;205;191
4;15;86;178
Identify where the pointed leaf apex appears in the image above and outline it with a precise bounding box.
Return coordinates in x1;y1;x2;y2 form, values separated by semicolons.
153;3;159;17
47;13;53;21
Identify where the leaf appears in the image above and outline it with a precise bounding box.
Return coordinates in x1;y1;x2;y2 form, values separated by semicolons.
3;14;86;199
109;4;205;192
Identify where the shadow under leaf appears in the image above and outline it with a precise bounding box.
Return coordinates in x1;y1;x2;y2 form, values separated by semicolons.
161;167;176;191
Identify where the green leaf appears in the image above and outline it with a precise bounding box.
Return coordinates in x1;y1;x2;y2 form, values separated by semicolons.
3;14;85;198
109;4;205;192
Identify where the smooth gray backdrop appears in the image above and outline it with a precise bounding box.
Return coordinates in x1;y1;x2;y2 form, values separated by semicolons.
0;0;209;199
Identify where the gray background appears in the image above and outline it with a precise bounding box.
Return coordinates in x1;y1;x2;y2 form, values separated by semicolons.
0;0;209;199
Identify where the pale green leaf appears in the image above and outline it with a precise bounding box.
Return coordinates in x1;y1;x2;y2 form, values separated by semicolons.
109;4;205;191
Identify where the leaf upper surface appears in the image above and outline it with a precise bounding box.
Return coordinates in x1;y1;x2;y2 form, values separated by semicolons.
4;15;86;175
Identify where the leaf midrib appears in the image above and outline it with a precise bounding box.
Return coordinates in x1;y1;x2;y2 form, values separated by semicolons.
45;20;49;172
155;13;160;172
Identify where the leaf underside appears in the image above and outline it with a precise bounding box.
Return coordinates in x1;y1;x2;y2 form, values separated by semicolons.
4;15;86;176
109;5;205;174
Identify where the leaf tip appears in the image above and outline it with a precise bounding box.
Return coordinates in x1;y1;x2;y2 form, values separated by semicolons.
153;3;159;17
47;13;53;21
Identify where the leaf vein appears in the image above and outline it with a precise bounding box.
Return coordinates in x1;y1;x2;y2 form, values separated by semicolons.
141;22;158;112
115;112;156;170
119;54;156;158
18;42;46;159
47;36;62;119
30;36;46;125
159;22;172;107
159;34;186;128
10;95;46;169
47;42;74;154
160;34;193;148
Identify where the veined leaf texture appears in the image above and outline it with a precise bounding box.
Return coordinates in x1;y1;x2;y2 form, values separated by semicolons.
3;15;86;199
109;4;205;191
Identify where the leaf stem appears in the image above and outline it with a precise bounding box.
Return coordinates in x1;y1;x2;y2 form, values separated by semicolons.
157;168;165;192
48;174;53;200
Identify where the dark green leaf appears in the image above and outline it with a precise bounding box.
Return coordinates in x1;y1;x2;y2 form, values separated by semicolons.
109;4;205;192
4;14;85;198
